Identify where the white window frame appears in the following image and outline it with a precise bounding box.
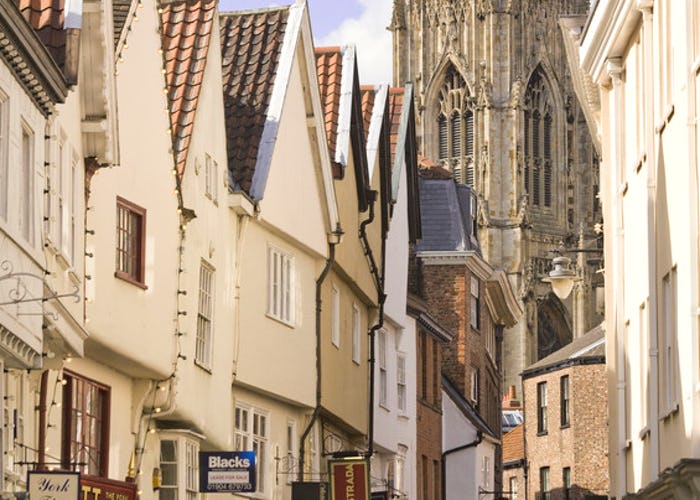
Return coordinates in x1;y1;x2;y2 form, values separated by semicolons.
331;284;340;347
481;456;491;488
234;403;268;495
286;420;296;484
661;268;678;415
3;368;27;491
484;319;495;361
378;330;387;407
470;367;479;406
196;260;215;369
205;153;218;203
19;123;34;246
158;431;200;500
397;352;407;413
352;303;361;363
509;476;518;500
267;246;294;325
470;277;480;330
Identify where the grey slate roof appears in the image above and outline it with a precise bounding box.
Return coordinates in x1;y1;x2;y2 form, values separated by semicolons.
522;323;605;378
415;177;481;254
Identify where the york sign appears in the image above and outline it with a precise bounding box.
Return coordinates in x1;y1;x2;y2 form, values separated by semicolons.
199;451;256;493
28;471;80;500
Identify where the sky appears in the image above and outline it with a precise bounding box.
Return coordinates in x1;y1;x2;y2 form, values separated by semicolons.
217;0;393;84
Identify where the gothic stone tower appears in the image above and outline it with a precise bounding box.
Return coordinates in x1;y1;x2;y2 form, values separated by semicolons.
392;0;603;394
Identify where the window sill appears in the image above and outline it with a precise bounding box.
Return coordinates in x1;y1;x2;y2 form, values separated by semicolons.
352;359;360;366
560;423;570;430
265;312;295;328
536;431;548;437
638;425;650;440
114;271;147;289
660;403;679;421
194;360;212;373
379;403;390;412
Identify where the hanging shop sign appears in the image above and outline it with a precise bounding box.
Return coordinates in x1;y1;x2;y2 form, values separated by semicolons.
28;471;80;500
199;451;256;493
79;474;138;500
329;458;370;500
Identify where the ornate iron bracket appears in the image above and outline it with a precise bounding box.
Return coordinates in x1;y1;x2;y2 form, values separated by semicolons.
0;260;80;307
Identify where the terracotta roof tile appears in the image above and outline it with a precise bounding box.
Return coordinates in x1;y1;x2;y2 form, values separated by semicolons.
314;46;343;166
502;424;524;463
14;0;66;71
160;0;217;178
387;87;404;164
221;7;289;193
359;85;375;142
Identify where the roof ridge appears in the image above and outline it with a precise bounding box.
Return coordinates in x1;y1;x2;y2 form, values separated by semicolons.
220;5;290;16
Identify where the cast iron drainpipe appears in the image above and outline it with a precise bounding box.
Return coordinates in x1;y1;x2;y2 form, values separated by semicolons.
441;431;483;500
298;226;342;481
359;190;386;459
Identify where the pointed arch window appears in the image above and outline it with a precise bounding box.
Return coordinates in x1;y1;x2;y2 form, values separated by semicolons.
437;66;475;186
523;69;555;210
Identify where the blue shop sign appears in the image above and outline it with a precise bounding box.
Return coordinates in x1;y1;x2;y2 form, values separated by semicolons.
199;451;256;493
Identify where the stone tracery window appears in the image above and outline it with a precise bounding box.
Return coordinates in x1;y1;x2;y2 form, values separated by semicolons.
523;68;555;209
437;66;475;185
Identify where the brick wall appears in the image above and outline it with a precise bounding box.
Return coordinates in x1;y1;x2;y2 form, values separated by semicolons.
416;324;443;500
524;363;608;499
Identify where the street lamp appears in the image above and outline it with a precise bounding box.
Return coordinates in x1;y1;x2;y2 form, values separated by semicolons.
542;255;578;300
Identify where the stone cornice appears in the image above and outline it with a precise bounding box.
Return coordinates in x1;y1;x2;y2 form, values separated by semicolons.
0;2;68;115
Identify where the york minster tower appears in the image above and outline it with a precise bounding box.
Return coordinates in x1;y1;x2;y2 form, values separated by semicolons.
391;0;603;394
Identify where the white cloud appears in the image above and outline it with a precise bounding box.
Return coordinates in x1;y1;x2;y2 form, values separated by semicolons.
316;0;393;84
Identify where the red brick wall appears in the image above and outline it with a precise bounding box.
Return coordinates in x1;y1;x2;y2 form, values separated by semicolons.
416;325;443;500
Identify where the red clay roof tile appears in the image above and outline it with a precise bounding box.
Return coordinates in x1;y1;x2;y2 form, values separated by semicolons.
387;87;404;165
315;46;343;166
221;6;289;193
502;423;524;463
14;0;66;71
160;0;216;178
359;85;375;142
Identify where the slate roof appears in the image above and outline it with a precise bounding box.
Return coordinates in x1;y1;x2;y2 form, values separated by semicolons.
221;6;289;193
314;46;343;167
502;424;524;464
160;0;216;178
522;323;605;378
443;374;498;440
415;177;481;254
14;0;66;72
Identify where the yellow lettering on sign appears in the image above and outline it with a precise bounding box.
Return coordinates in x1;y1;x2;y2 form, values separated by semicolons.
344;465;355;500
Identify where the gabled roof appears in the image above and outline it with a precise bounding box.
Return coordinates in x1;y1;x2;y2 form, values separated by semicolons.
387;84;421;243
502;424;524;464
416;177;481;254
359;85;375;142
14;0;66;72
315;44;369;210
221;6;290;195
522;323;605;378
315;46;343;167
160;0;217;178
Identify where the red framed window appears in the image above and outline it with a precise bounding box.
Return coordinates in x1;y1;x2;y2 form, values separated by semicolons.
61;372;110;476
115;197;146;286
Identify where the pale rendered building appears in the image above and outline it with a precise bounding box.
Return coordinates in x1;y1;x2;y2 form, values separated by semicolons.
564;0;700;496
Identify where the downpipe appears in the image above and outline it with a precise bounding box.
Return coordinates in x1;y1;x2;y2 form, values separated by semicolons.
299;228;341;481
